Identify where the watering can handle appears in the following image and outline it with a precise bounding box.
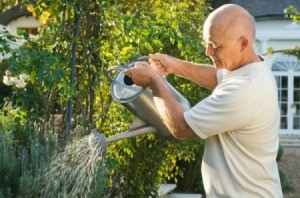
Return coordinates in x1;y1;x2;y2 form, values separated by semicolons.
106;56;149;82
126;55;149;67
106;65;129;82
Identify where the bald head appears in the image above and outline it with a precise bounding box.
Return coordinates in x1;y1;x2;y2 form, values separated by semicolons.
203;4;260;71
204;4;256;42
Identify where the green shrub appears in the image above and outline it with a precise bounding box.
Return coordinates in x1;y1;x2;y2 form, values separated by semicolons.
277;145;284;161
279;169;295;194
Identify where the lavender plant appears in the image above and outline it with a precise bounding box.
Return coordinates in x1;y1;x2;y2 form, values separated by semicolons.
0;129;21;197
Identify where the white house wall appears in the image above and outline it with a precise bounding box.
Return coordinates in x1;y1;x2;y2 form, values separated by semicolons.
256;39;300;54
256;20;300;39
255;19;300;54
6;16;40;32
0;25;27;59
268;40;300;51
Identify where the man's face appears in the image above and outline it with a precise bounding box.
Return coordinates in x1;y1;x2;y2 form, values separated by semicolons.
203;22;240;71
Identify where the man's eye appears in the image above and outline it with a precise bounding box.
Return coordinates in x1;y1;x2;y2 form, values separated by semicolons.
212;45;219;49
205;42;220;50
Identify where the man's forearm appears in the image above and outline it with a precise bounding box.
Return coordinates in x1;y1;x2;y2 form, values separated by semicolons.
150;76;197;139
172;58;218;89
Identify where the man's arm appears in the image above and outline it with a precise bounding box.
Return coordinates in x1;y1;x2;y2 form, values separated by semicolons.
149;54;218;89
150;76;197;139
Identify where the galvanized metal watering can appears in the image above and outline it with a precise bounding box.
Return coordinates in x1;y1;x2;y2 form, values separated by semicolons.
100;56;191;143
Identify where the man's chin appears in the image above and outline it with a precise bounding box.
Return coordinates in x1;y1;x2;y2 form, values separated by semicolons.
213;62;224;69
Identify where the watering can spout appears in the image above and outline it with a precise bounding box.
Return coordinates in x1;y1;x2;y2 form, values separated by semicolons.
106;125;157;143
105;118;157;143
88;119;157;156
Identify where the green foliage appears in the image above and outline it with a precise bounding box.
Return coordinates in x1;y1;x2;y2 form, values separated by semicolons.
0;98;30;147
276;147;294;195
0;0;16;12
276;145;284;161
267;46;300;58
1;39;70;117
171;139;205;193
284;5;300;23
0;34;12;56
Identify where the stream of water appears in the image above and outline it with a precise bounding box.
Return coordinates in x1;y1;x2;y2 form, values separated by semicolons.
27;133;109;197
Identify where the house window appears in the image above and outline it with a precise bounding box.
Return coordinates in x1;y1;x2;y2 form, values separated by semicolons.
272;54;300;134
18;27;38;35
272;54;300;72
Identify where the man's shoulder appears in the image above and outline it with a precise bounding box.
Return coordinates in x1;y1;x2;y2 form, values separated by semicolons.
216;76;252;94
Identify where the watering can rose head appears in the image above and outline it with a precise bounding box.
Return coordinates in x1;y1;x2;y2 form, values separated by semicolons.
88;132;107;156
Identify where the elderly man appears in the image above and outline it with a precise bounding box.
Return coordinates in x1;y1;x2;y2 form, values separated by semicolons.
125;4;283;197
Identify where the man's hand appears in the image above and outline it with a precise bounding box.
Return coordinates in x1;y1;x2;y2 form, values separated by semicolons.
124;61;160;89
149;53;176;75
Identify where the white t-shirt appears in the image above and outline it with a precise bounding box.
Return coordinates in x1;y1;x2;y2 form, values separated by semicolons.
184;60;283;197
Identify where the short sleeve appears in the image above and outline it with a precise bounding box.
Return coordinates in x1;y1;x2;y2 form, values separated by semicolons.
184;79;255;139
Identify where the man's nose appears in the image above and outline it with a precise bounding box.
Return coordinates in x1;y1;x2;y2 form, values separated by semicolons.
205;44;214;56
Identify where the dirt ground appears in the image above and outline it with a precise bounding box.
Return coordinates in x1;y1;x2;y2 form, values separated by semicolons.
277;147;300;198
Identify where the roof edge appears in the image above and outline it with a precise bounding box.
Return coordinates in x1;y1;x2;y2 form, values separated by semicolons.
0;5;31;25
255;13;300;21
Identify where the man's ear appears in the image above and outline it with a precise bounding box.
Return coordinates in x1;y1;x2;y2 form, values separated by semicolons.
239;36;248;52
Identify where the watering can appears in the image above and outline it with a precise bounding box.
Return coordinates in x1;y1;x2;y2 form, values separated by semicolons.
104;56;190;143
89;56;191;149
